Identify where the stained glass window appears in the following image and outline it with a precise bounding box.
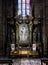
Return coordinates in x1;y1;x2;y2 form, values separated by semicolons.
18;0;30;17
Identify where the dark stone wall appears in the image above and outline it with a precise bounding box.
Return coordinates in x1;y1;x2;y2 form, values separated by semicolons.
0;0;4;55
0;0;13;56
45;0;48;56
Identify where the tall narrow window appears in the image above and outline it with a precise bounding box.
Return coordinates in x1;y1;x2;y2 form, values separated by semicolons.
22;0;25;17
26;0;30;16
18;0;21;16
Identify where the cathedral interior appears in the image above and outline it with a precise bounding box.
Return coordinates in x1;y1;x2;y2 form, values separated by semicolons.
0;0;48;65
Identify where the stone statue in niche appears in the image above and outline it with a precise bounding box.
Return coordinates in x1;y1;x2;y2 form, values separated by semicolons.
19;23;29;43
